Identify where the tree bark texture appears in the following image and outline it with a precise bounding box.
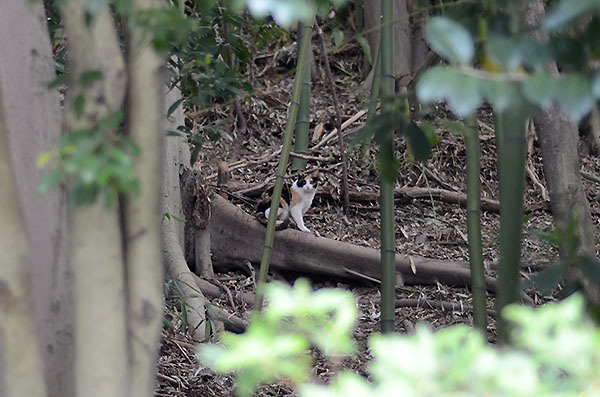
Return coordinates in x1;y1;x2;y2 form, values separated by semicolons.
0;1;72;396
533;106;596;257
59;2;129;396
125;0;166;395
362;0;413;88
71;204;129;397
60;2;126;128
0;81;48;397
209;194;498;291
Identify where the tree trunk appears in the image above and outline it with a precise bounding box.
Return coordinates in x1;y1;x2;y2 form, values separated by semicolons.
71;204;129;397
362;0;413;89
162;84;209;339
0;1;72;396
410;0;429;77
125;0;165;395
533;106;595;257
526;0;599;303
0;80;48;397
59;2;129;396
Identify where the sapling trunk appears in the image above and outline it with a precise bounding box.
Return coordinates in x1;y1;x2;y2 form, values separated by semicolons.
292;21;312;171
494;98;529;343
464;114;487;332
379;0;396;334
254;10;316;310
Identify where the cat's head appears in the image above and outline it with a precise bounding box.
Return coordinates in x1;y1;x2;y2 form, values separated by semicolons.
295;170;319;192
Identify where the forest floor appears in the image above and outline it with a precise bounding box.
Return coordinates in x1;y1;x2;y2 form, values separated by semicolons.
155;25;600;396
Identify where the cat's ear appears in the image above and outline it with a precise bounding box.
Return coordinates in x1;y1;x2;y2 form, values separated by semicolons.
312;170;320;178
296;169;305;177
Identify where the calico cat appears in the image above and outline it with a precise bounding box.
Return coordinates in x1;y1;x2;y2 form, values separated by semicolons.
256;170;319;232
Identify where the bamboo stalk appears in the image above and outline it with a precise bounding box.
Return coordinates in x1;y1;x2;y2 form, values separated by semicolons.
379;0;396;334
292;21;312;171
494;97;529;343
254;8;316;311
464;115;487;332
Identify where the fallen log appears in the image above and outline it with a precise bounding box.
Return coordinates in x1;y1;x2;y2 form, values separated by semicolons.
208;194;498;292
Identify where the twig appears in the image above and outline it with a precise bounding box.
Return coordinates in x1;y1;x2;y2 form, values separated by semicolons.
343;267;381;284
157;373;179;386
417;164;458;192
209;277;238;312
526;164;549;201
315;21;350;214
477;119;495;134
526;120;549;201
289;151;332;162
172;339;194;365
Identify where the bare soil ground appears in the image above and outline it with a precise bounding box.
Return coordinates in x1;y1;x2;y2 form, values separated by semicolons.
156;25;600;396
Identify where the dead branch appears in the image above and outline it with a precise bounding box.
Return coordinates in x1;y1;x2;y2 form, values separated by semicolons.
228;181;550;213
312;109;368;150
289;151;332;162
395;298;496;317
209;194;498;292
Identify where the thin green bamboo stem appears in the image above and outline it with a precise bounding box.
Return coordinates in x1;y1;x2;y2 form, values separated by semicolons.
361;49;381;154
253;10;316;311
464;114;487;333
494;98;529;343
379;0;396;334
292;21;312;171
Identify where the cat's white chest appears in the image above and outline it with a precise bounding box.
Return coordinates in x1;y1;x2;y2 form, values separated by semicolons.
289;183;317;232
291;185;316;213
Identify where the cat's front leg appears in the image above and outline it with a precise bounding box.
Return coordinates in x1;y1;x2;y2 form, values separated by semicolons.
290;205;310;232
